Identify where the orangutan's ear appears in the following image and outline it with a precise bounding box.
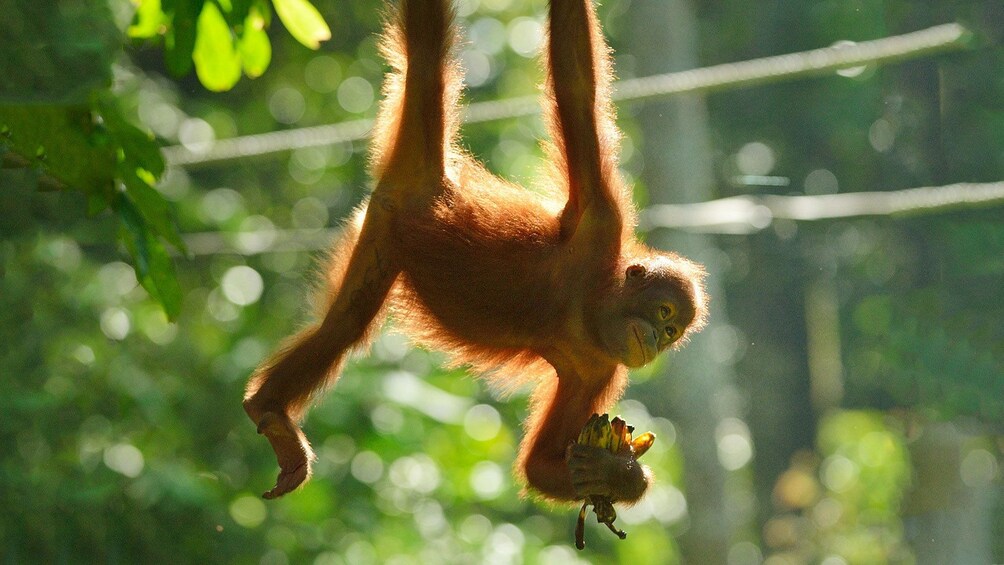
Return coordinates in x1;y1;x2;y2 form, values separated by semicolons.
626;264;646;279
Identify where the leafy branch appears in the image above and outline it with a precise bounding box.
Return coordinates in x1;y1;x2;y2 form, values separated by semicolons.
1;98;186;317
130;0;331;92
1;0;334;317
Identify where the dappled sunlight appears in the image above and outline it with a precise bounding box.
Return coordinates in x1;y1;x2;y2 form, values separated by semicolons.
763;411;912;563
2;0;1002;562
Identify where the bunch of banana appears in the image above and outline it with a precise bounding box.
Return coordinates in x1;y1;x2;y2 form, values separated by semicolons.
573;413;656;550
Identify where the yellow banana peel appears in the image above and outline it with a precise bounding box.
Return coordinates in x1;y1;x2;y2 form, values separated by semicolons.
572;413;656;550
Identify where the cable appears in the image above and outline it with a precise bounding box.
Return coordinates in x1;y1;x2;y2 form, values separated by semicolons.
641;182;1004;235
180;181;1004;255
162;23;971;167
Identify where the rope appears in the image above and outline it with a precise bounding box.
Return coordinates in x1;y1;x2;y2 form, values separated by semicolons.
179;181;1004;255
162;23;971;167
641;182;1004;234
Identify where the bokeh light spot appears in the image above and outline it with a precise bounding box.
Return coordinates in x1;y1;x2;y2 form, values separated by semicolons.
100;307;131;340
305;55;342;93
207;288;240;322
345;540;376;565
832;41;867;77
456;0;478;16
39;237;82;272
486;523;524;561
960;448;998;488
461;49;493;87
469;460;505;500
821;455;858;492
371;403;405;435
229;495;267;528
73;345;96;365
178;117;215;154
463;404;502;441
470;17;506;54
459;514;492;543
508;18;543;57
139;308;178;345
804;168;839;195
728;541;763;565
351;451;384;484
236;215;278;255
103;443;144;477
736;142;775;176
97;261;139;297
291;196;330;230
391;454;440;493
200;187;245;224
413;499;448;539
812;497;843;529
869;118;895;152
137;89;181;139
337;76;375;114
716;418;753;470
221;265;264;306
269;86;306;124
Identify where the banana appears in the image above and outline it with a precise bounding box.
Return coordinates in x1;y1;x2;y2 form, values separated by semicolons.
596;414;612;450
577;413;600;445
572;413;657;550
631;432;656;459
609;417;624;453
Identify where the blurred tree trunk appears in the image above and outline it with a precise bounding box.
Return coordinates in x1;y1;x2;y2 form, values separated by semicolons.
625;1;742;562
903;423;997;565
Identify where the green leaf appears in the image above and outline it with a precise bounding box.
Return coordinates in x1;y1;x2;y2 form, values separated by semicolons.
123;171;188;254
0;105;116;195
118;197;152;274
96;98;185;254
98;98;166;177
192;2;242;91
165;0;197;76
129;0;167;39
2;98;184;318
253;0;272;27
143;235;183;320
238;14;272;78
271;0;331;49
117;196;183;320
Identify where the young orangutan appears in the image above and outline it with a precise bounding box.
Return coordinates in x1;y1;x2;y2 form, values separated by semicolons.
244;0;708;503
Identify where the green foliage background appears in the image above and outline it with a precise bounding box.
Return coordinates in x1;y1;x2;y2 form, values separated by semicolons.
2;0;1002;563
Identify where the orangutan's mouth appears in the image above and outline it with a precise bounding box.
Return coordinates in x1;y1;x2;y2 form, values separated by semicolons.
632;325;648;364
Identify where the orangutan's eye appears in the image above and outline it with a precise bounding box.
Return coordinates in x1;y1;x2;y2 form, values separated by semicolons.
659;305;674;320
665;326;677;339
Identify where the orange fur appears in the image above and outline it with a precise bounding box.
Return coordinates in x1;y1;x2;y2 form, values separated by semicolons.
244;0;708;503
